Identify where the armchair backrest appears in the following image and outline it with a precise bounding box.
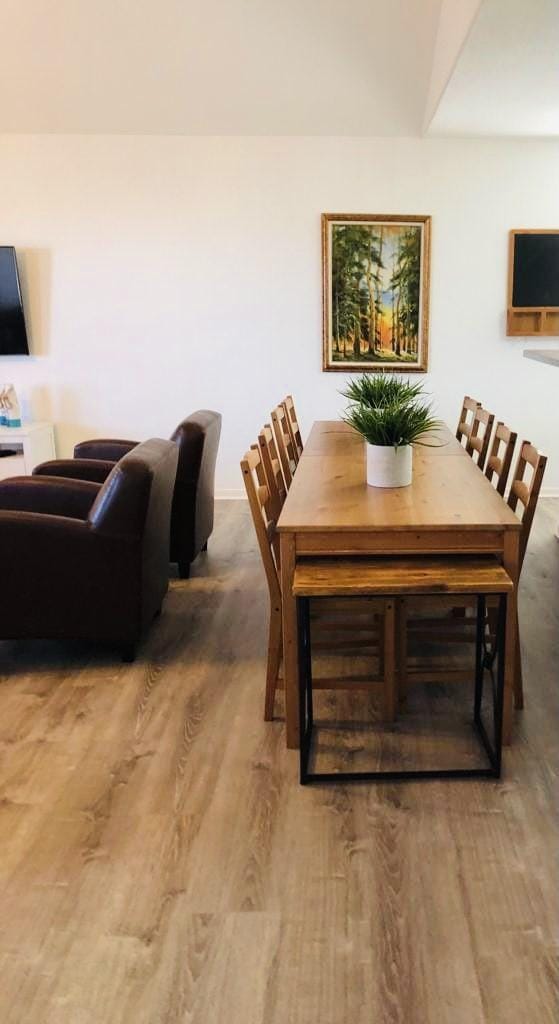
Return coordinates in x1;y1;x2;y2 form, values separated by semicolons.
170;410;222;561
88;437;179;628
88;437;178;535
71;411;222;568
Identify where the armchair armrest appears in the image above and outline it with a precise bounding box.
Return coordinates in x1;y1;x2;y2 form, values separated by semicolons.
0;476;100;520
34;458;115;483
74;439;139;461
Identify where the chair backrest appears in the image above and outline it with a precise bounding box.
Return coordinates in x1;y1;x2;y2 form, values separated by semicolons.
241;447;281;606
466;405;494;471
484;421;518;496
257;424;287;521
507;440;547;570
282;395;304;462
456;395;481;447
271;404;297;488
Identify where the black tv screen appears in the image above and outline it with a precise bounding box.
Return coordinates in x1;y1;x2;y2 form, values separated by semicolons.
0;247;29;355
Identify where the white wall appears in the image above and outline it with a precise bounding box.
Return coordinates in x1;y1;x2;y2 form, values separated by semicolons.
0;134;558;494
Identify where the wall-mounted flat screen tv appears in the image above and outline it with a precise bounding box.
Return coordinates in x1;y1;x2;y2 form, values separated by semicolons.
0;247;29;355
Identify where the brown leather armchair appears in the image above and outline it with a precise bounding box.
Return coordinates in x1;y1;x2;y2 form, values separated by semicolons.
0;438;178;660
35;410;222;579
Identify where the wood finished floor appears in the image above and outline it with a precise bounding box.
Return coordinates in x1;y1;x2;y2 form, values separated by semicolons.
0;499;557;1024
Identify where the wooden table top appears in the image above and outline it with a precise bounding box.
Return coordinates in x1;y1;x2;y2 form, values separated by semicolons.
277;421;522;534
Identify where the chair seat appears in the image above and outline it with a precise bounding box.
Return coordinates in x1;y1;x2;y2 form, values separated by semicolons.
293;556;513;597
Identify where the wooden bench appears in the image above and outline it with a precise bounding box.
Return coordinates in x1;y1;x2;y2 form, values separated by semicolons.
293;556;513;784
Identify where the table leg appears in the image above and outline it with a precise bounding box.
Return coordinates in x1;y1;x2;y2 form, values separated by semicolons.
502;531;521;745
280;532;299;748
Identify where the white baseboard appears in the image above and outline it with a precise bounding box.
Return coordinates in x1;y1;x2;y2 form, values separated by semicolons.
542;488;559;498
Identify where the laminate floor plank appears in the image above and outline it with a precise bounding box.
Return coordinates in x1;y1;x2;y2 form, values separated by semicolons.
0;500;557;1023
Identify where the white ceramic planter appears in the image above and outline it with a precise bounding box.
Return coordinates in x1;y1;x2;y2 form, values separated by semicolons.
366;443;413;488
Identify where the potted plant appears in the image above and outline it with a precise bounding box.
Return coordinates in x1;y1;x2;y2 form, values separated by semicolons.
343;388;441;488
341;373;425;410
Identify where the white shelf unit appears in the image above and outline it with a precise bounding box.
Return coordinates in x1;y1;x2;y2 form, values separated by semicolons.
0;422;56;480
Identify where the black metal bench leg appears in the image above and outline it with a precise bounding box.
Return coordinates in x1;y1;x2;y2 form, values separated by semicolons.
298;597;313;784
474;594;486;723
492;594;507;777
473;592;507;778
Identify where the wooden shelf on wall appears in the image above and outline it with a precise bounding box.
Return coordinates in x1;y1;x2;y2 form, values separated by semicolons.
507;229;559;337
507;308;559;337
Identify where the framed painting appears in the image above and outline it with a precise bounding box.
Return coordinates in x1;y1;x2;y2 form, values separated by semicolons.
322;213;431;372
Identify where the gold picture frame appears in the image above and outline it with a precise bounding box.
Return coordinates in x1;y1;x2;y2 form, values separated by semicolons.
322;213;431;372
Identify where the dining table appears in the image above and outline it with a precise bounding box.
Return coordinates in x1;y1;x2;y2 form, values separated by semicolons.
277;420;522;749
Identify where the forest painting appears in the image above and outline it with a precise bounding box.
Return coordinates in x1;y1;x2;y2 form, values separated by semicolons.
322;214;431;372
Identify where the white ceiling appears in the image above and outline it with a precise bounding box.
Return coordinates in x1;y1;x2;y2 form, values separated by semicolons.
427;0;559;136
1;0;557;137
424;0;483;128
0;0;441;135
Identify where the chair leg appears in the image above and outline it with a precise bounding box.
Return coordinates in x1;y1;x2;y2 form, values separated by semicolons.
396;597;407;702
202;541;208;552
383;600;397;722
264;607;282;721
485;603;498;665
378;608;385;678
178;560;191;579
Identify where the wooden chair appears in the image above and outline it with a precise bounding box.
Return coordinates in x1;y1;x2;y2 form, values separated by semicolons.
405;401;491;652
242;445;383;722
456;396;481;448
409;440;547;711
466;406;495;471
257;424;286;521
497;440;547;709
484;422;518;496
282;395;304;463
241;448;284;721
295;556;512;783
508;441;547;570
271;404;297;488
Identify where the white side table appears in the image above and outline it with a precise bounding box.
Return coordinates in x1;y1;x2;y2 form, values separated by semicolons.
0;422;56;480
